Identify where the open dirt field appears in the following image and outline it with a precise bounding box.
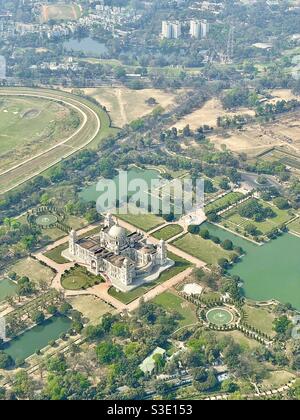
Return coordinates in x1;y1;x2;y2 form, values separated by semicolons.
84;87;179;127
174;98;255;131
269;89;299;102
41;3;81;23
209;109;300;157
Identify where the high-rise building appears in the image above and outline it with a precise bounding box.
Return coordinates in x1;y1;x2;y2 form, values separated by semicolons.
190;20;201;38
190;19;210;39
201;20;209;38
162;21;173;39
162;21;182;39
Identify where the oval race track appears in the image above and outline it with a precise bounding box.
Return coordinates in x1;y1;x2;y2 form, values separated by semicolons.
0;87;102;194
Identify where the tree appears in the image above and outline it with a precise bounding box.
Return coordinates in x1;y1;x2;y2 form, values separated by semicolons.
199;228;210;239
0;352;14;370
273;316;292;337
96;342;123;365
221;239;234;251
12;371;33;399
273;197;290;210
32;311;45;325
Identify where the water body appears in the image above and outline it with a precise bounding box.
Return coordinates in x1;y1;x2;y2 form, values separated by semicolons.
63;37;108;57
79;168;162;203
204;222;300;309
4;315;72;361
0;278;17;302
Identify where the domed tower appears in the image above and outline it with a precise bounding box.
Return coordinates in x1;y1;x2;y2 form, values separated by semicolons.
157;240;167;265
69;229;77;256
122;257;133;285
107;224;128;254
104;213;114;229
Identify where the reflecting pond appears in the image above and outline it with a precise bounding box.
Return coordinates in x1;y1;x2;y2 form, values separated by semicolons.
4;315;72;361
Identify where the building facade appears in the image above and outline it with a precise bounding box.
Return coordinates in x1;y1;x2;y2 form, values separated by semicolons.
162;21;182;39
190;20;209;38
66;214;172;292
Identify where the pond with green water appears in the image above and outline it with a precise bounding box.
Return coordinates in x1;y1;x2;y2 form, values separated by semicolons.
79;168;162;204
203;223;300;309
4;315;72;362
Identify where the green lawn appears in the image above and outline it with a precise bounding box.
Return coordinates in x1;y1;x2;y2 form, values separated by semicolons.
172;233;233;265
108;252;192;305
0;95;79;173
205;192;244;214
152;224;183;241
117;212;165;232
244;305;276;337
61;266;104;290
287;217;300;235
153;291;198;327
45;244;69;264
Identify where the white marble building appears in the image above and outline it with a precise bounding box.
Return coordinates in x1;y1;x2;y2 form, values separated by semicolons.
64;214;174;292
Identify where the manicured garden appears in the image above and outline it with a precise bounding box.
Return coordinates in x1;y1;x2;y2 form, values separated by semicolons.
61;266;104;290
220;198;295;236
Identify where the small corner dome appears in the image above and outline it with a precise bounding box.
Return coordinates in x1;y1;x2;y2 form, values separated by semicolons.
108;225;126;240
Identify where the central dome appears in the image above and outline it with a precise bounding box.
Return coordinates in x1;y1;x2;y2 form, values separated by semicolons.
108;225;126;240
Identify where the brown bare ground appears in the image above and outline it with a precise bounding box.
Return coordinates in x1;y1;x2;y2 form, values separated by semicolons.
84;87;179;127
209;110;300;157
174;98;255;131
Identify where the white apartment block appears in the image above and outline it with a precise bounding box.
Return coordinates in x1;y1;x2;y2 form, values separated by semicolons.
190;19;210;39
162;21;182;39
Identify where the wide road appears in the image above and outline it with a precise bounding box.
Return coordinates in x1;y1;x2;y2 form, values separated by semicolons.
0;87;103;194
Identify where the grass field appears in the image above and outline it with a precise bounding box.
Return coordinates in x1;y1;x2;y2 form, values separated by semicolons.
152;224;183;241
172;233;233;266
68;295;115;325
117;212;165;232
0;95;79;173
61;266;104;290
9;257;55;285
0;87;116;194
41;4;81;23
244;305;276;337
108;252;191;304
216;330;261;350
261;370;296;391
153;290;198;327
288;217;300;234
45;244;69;264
